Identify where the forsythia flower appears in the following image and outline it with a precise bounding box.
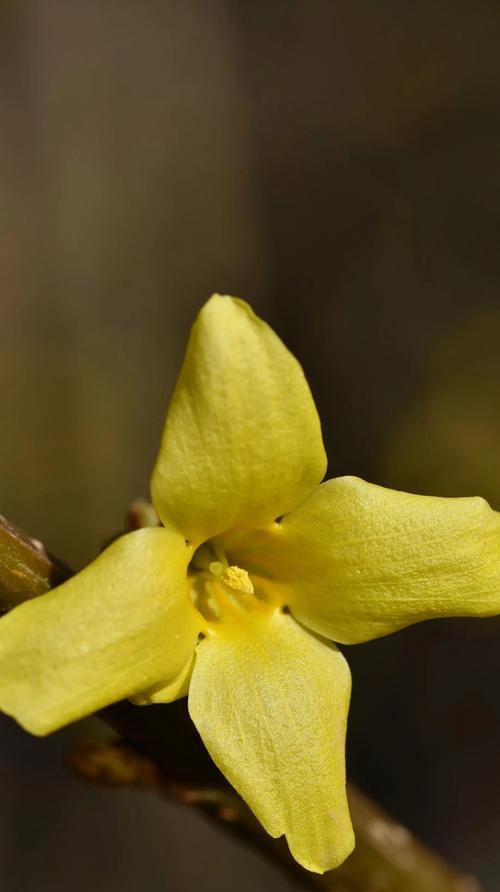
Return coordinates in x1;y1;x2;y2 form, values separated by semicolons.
1;295;500;873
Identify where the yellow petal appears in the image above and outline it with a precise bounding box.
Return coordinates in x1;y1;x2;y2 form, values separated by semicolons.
0;528;200;735
222;477;500;644
151;295;326;546
130;651;196;705
188;607;354;873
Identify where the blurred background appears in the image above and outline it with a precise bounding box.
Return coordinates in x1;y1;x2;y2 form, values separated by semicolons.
2;1;500;889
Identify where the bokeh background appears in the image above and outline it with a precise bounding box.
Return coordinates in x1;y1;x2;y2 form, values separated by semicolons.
2;1;500;889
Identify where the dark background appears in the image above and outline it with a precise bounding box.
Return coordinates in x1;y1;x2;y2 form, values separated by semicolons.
2;1;500;889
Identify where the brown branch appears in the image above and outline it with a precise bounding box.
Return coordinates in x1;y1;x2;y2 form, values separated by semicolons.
0;512;482;892
0;513;71;613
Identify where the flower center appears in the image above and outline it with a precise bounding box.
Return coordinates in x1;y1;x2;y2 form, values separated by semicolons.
189;543;264;627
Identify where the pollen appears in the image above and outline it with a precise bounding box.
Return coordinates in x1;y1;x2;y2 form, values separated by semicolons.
220;566;254;595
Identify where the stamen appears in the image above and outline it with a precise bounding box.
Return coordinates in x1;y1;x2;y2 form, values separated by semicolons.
190;562;257;626
220;566;254;595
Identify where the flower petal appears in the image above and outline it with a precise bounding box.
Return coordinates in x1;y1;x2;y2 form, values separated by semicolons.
222;477;500;644
188;607;353;873
0;527;199;735
151;295;327;546
130;651;196;705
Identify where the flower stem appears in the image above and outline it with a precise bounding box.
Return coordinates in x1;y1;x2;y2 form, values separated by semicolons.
0;512;482;892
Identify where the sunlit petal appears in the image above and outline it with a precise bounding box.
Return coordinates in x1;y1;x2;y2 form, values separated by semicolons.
222;477;500;644
151;295;326;546
0;528;199;734
189;607;353;873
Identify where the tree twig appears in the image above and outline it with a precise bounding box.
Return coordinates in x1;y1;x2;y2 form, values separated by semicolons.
0;512;71;613
0;512;482;892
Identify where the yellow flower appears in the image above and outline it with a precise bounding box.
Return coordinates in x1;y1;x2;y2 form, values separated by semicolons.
1;295;500;873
